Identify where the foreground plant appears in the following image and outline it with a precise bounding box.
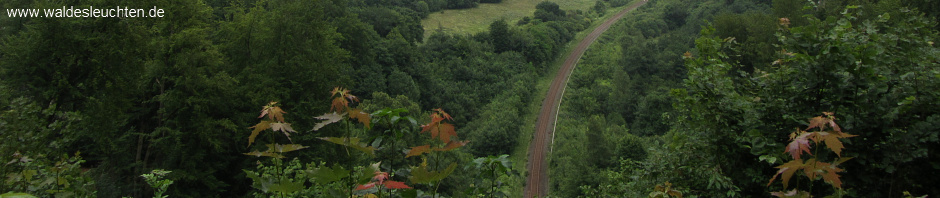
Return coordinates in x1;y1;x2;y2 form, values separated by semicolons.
767;112;856;197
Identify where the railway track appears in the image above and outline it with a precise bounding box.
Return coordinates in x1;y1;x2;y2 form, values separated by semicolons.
522;1;647;197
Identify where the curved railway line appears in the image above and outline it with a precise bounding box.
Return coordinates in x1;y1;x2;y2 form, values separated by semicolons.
522;1;647;197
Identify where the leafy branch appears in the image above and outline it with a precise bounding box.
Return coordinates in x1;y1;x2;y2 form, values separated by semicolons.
767;112;857;197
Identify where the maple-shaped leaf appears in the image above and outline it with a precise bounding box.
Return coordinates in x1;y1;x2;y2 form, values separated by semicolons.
248;120;271;147
432;108;452;120
768;159;803;188
410;162;457;184
372;171;389;185
384;181;412;189
259;102;287;122
439;123;457;142
406;145;431;158
306;165;349;184
243;150;285;159
268;144;308;153
422;123;458;142
806;112;841;132
258;102;274;119
348;109;372;129
801;158;824;179
819;161;845;189
329;87;359;112
785;132;812;159
319;137;375;156
331;97;348;113
312;112;345;131
821;133;846;157
270;122;297;142
434;140;469;151
420;122;436;135
355;183;376;191
833;131;858;138
806;116;830;131
270;122;295;133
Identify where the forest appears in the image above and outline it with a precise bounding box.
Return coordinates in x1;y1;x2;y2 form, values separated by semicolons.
0;0;938;197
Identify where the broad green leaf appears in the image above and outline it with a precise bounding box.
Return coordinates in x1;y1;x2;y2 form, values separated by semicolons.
268;144;308;153
268;178;304;194
318;137;375;156
22;170;36;182
307;165;349;184
410;162;457;184
243;170;270;192
243;150;285;159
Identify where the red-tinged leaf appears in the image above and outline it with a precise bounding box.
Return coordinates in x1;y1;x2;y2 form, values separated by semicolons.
406;145;431;158
355;182;376;191
807;116;829;131
313;112;345;131
331;97;348;113
331;87;343;97
434;141;469;151
438;123;456;142
420;122;436;133
248;121;271;147
828;120;841;132
349;109;371;129
259;108;269;119
373;171;389;184
808;132;825;144
270;106;286;122
384;181;412;189
768;159;803;188
346;93;359;103
432;108;452;120
785;132;812;159
259;102;278;119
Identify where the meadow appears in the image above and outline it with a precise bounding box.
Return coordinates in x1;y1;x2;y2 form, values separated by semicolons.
421;0;597;38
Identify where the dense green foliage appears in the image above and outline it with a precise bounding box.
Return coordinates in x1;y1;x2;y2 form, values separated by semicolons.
4;0;935;196
1;0;594;196
552;0;939;197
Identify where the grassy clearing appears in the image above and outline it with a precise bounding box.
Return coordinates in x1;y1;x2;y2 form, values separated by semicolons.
504;1;638;196
421;0;597;38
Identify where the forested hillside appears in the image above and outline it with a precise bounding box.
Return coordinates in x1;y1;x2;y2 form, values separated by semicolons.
2;0;938;197
552;0;939;197
0;0;598;197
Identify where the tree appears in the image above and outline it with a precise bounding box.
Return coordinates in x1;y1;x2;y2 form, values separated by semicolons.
489;19;511;53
